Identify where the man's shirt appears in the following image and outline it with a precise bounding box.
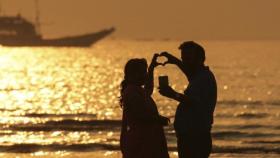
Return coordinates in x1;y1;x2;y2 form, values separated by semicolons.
174;66;217;134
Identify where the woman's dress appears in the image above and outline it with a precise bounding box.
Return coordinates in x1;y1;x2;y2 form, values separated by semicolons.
120;85;169;158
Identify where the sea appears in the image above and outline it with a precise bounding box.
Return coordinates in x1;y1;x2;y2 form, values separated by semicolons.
0;39;279;158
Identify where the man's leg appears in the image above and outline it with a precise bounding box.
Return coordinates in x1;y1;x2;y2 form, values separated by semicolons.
177;136;188;158
191;132;212;158
198;132;212;158
177;132;212;158
177;135;194;158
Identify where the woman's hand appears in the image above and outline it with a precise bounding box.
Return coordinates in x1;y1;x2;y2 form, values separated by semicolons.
145;53;161;95
150;53;162;68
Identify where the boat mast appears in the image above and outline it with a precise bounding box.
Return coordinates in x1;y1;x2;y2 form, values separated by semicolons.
0;0;2;16
34;0;41;33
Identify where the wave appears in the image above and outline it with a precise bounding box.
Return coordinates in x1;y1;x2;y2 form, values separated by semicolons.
44;119;121;126
0;143;119;153
4;119;280;133
214;124;280;130
23;113;97;118
0;143;279;154
217;100;280;106
212;131;280;138
215;112;269;118
7;124;280;141
243;140;280;144
7;120;122;132
233;112;268;118
212;145;280;154
0;112;98;118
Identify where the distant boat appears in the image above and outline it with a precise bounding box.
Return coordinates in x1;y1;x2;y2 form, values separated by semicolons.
0;15;115;47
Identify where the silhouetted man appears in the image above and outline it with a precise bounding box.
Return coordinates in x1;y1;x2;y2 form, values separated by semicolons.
159;41;217;158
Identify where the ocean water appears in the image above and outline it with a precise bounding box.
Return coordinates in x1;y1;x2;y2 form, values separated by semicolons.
0;39;279;157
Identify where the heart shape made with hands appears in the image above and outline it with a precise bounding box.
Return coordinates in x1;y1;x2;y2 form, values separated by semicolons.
156;55;168;66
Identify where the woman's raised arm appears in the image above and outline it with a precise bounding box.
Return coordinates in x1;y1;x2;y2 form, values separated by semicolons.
144;54;160;96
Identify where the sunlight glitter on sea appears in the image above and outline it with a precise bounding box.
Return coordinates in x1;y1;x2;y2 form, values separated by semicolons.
0;40;279;157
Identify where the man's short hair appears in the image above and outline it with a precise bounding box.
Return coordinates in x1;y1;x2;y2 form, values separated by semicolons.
179;41;205;63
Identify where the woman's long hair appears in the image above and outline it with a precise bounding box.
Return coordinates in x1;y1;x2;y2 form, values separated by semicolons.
119;58;147;107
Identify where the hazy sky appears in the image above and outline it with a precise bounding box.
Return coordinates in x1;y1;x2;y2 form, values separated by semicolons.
2;0;280;39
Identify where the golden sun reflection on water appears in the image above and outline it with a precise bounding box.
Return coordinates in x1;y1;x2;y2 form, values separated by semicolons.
0;40;280;157
0;46;124;150
0;46;122;120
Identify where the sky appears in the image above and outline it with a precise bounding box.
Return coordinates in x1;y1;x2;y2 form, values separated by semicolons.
1;0;280;39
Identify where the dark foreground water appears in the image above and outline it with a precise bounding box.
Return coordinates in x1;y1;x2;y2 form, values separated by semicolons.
0;40;279;157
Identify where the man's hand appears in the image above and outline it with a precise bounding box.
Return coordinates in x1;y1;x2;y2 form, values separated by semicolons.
159;52;181;66
158;85;177;99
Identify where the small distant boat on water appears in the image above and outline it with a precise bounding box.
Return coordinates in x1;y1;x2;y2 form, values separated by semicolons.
0;15;115;47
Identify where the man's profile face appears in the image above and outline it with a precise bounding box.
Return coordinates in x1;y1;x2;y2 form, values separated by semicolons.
181;49;196;68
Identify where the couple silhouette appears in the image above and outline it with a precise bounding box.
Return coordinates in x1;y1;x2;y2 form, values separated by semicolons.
120;41;217;158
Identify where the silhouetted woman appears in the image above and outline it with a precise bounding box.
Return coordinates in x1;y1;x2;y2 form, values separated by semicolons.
120;55;170;158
